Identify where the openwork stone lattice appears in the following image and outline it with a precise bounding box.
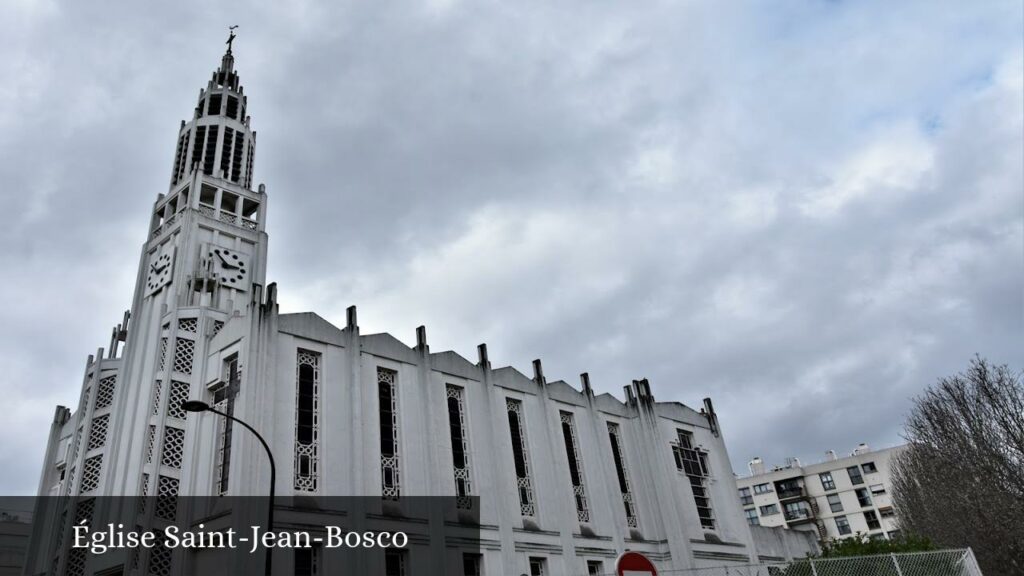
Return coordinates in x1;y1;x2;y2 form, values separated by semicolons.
87;415;109;451
506;398;535;517
446;385;473;510
65;546;87;576
80;455;102;493
379;367;400;500
212;320;225;336
151;381;163;416
155;476;179;521
139;473;150;514
145;425;157;464
560;411;590;523
607;422;638;528
294;350;320;493
148;542;173;576
166;380;190;420
172;338;195;374
177;317;198;334
95;375;116;410
161;427;185;469
157;338;168;371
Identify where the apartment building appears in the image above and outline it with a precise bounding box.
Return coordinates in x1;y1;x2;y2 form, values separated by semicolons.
735;444;906;542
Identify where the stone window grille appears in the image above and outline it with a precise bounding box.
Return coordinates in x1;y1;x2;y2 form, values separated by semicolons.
378;367;400;500
294;350;320;492
87;415;108;451
95;375;116;410
506;398;535;517
607;422;638;527
446;384;472;509
559;411;590;522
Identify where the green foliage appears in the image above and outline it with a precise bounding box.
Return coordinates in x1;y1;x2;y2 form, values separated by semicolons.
817;533;936;557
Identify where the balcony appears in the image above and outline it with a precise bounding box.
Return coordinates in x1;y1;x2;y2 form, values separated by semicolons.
784;507;815;524
777;486;806;500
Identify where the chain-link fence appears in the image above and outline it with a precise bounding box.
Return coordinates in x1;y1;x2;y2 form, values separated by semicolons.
587;549;983;576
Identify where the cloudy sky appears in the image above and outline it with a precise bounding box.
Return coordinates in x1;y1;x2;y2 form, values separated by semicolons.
1;1;1021;494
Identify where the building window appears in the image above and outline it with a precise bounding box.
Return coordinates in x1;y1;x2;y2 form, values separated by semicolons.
847;465;864;485
507;398;535;517
294;350;320;492
745;508;760;526
879;506;896;518
607;422;638;528
870;483;886;495
446;385;472;509
835;515;852;535
673;430;714;529
738;487;753;506
864;510;881;530
379;367;400;500
294;546;320;576
529;557;546;576
855;487;872;507
462;553;481;576
587;560;603;575
888;529;902;539
862;461;878;473
384;549;406;576
560;411;590;523
753;483;772;494
827;493;844;513
760;503;779;516
783;501;809;521
819;471;836;491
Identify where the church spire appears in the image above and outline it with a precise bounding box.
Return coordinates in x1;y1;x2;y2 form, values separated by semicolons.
168;31;256;190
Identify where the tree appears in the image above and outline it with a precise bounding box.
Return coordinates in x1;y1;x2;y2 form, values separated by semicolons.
890;357;1024;576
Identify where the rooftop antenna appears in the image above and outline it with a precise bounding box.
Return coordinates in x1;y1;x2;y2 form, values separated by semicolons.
226;25;239;54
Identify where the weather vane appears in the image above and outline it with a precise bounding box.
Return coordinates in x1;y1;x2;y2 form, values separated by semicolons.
226;25;239;53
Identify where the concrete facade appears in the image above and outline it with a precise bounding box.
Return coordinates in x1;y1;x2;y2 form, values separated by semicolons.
735;444;907;544
30;46;764;576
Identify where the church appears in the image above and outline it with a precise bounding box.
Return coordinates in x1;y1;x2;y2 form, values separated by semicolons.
28;41;772;576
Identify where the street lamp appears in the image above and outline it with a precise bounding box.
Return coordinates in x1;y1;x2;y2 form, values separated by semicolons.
181;400;276;576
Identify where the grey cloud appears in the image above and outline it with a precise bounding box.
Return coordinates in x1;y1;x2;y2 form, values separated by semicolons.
0;0;1021;493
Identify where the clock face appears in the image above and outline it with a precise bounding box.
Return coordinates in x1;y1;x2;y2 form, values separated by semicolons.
145;246;175;296
207;245;250;291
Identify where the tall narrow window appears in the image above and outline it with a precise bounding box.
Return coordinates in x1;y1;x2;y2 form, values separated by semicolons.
819;471;836;491
230;134;245;182
446;385;472;509
384;549;406;576
220;128;234;179
607;422;638;527
202;126;219;176
673;430;715;529
379;367;400;500
294;545;320;576
559;411;589;523
294;350;320;492
506;398;535;517
191;127;206;172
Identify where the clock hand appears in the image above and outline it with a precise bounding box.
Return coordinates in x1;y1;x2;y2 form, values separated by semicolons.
216;251;238;269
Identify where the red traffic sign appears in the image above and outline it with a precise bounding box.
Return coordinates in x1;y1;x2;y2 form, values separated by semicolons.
616;551;657;576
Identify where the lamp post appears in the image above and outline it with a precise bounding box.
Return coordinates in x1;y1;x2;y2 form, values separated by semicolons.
181;399;276;576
